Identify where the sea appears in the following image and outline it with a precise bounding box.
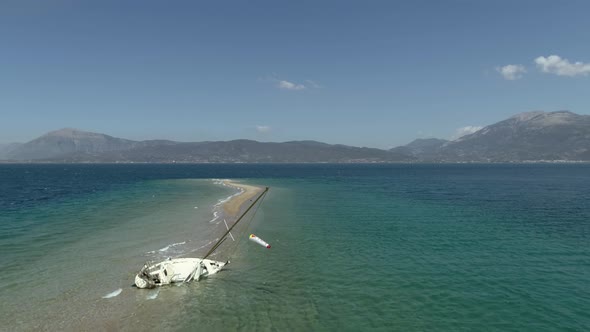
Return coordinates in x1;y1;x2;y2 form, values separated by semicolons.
0;164;588;331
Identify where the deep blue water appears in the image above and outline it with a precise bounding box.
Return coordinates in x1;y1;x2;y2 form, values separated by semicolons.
4;163;590;209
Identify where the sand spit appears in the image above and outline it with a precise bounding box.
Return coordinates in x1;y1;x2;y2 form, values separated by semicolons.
221;180;264;216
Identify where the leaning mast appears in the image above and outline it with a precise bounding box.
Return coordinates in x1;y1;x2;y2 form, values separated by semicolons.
203;186;269;259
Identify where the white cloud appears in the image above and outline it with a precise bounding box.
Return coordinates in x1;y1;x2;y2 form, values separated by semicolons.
278;80;306;91
451;126;483;140
256;125;271;133
535;55;590;77
496;64;526;80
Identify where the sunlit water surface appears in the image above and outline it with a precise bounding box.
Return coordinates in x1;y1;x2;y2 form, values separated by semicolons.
0;164;588;331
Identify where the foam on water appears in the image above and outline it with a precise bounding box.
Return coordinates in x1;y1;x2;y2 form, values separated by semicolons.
158;241;186;252
102;288;122;299
209;211;221;223
146;241;187;255
146;289;160;300
213;189;244;208
208;179;245;224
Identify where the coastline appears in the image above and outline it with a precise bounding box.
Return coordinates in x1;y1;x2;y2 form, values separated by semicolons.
219;179;264;217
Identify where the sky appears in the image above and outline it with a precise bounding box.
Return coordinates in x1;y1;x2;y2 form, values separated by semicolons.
1;0;589;148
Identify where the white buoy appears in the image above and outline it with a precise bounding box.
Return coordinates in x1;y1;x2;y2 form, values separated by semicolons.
249;234;271;248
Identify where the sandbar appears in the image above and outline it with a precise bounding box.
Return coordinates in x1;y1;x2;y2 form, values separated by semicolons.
221;180;264;216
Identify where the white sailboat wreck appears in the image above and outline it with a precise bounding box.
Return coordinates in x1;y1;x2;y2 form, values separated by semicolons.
134;186;269;289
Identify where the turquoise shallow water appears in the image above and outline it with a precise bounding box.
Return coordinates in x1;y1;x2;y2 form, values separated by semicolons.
0;164;589;331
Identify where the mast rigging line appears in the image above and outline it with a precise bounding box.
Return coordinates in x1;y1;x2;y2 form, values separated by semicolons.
227;187;268;259
203;186;269;260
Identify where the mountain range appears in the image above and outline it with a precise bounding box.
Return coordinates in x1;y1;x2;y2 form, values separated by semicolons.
434;111;590;161
1;111;589;163
0;128;409;163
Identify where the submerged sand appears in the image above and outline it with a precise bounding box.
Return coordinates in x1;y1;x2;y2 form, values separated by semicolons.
221;180;264;216
3;179;267;331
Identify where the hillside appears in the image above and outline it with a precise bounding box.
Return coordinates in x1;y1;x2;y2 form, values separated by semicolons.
4;130;412;163
390;111;590;162
440;111;590;161
6;111;590;163
6;128;136;160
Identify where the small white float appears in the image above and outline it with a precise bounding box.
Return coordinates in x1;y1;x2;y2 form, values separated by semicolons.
249;234;271;248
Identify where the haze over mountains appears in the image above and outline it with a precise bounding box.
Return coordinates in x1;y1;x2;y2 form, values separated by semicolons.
1;111;589;163
0;128;408;163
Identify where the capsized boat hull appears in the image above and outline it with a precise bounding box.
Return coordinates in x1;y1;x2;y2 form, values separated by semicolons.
135;258;228;289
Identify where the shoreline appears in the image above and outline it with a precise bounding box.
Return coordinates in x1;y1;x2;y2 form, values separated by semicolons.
219;179;264;218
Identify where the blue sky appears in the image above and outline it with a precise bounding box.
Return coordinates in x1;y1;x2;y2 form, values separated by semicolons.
1;0;589;148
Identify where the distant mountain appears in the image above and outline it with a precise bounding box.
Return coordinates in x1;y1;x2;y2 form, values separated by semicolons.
390;138;448;159
4;129;412;163
0;142;23;159
390;111;590;162
439;111;590;161
6;128;137;160
6;110;590;163
48;139;412;163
